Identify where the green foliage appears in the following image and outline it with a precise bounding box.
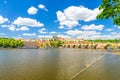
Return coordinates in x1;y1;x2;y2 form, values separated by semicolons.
45;42;50;47
87;39;120;43
49;40;64;48
17;40;24;47
97;0;120;26
40;44;45;48
0;38;24;48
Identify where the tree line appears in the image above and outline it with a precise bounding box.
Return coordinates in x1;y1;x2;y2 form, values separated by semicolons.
0;38;24;48
87;39;120;43
39;39;64;48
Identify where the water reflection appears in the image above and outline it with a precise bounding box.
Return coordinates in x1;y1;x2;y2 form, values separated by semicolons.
52;49;105;80
74;54;120;80
0;49;116;80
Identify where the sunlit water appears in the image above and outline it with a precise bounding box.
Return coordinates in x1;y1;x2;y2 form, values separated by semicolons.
0;48;119;80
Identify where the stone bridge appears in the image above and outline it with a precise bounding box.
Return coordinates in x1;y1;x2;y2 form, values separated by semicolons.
62;43;120;50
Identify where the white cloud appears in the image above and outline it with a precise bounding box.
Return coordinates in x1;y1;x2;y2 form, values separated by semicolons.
57;11;67;22
1;25;8;28
2;24;29;31
8;25;16;31
56;11;79;28
41;28;46;31
81;24;104;30
0;15;8;24
16;26;29;31
90;35;120;40
106;28;114;31
27;6;38;15
76;34;119;40
38;28;47;34
66;29;100;36
60;20;79;28
111;32;116;35
22;33;36;36
39;31;47;34
38;4;48;11
57;35;71;38
64;6;101;22
38;35;52;38
76;32;120;40
13;17;44;27
50;31;57;34
56;6;101;29
59;25;64;29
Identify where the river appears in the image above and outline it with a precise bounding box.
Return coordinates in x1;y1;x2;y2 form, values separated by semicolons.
0;48;119;80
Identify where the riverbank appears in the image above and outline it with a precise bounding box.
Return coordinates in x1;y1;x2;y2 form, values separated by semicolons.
1;46;120;55
109;50;120;55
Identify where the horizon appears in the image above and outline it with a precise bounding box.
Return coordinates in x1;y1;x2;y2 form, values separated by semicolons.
0;0;120;40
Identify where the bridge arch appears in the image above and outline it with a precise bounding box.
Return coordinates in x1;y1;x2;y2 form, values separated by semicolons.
72;45;76;48
78;45;81;48
85;44;89;49
104;44;113;50
67;45;70;48
93;44;98;49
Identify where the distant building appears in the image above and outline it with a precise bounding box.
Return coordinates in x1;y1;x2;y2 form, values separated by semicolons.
53;36;57;41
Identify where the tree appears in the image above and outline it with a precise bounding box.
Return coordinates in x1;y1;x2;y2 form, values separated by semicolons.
0;38;24;48
2;40;8;48
17;40;24;47
97;0;120;26
9;41;17;48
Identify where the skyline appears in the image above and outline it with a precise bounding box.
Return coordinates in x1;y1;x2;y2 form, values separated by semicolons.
0;0;120;39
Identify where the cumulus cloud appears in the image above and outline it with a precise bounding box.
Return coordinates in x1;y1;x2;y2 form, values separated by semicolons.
38;35;52;38
76;33;120;40
59;25;64;29
38;4;48;11
110;32;116;35
64;6;101;21
81;24;104;30
27;6;38;15
50;31;57;34
1;25;8;28
106;28;114;32
2;24;29;31
66;29;100;36
38;28;47;34
13;17;44;27
56;11;79;28
56;6;101;29
89;35;120;40
0;15;8;24
22;33;36;36
16;26;29;31
8;25;16;31
57;35;71;38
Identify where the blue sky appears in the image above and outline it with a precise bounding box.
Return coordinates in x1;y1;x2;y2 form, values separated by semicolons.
0;0;120;39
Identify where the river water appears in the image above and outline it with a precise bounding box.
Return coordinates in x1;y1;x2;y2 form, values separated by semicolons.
0;48;119;80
